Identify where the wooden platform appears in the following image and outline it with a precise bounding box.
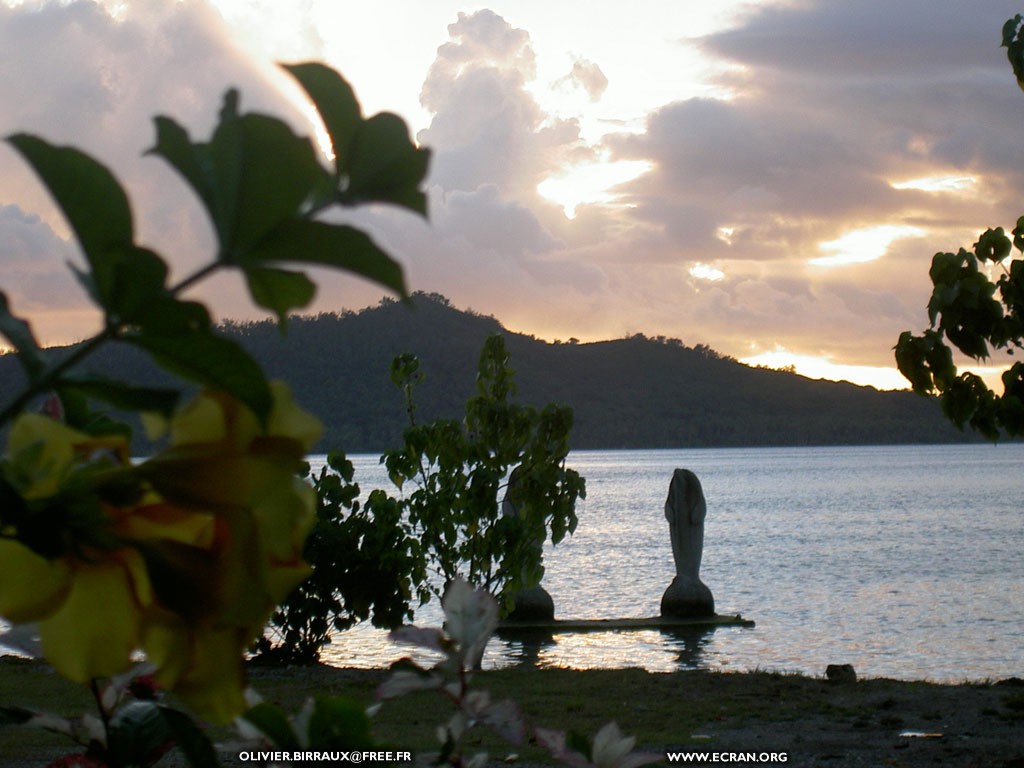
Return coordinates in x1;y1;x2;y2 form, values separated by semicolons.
496;613;754;634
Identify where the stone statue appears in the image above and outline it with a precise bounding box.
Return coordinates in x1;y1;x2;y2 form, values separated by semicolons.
502;466;556;622
660;469;715;618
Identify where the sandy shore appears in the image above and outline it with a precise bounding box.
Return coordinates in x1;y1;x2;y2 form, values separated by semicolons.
645;673;1024;767
244;665;1024;768
3;659;1023;767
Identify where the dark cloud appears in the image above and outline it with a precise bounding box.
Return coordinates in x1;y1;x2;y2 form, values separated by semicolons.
438;184;559;258
0;205;72;268
697;0;1022;78
587;1;1024;372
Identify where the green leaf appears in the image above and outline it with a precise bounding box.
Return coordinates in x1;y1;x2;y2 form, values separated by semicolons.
928;250;966;288
346;112;430;216
307;696;375;750
281;63;429;216
58;372;179;418
227;113;330;254
942;375;980;431
150;92;331;261
149;98;242;251
108;701;174;767
149;117;219;228
157;705;221;768
7;133;134;307
242;702;301;751
127;330;272;421
246;219;407;297
244;266;317;324
53;386;135;439
282;62;362;174
974;228;1011;263
1012;217;1024;252
1004;15;1024;91
106;246;174;324
566;730;594;761
0;291;46;381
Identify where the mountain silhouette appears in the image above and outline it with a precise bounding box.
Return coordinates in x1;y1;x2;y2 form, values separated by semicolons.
0;292;972;452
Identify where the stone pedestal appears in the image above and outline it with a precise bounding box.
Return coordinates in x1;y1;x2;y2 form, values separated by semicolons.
507;585;555;622
660;576;715;618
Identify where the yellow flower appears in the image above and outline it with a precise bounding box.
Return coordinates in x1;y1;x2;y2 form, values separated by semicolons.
0;415;214;683
0;383;322;723
137;382;320;721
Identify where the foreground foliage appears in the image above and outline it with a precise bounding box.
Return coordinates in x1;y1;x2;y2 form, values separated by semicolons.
255;451;428;664
0;61;429;765
895;16;1024;439
0;57;606;768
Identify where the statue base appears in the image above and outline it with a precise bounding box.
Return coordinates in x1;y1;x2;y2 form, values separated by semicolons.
507;586;555;622
660;577;715;618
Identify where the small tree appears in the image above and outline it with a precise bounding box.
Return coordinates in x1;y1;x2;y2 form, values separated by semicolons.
255;335;586;663
894;16;1024;439
385;334;585;612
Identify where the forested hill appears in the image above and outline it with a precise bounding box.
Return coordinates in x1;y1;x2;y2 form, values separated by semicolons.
0;293;973;451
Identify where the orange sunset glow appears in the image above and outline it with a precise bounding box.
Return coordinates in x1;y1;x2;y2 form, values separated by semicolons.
2;0;1023;391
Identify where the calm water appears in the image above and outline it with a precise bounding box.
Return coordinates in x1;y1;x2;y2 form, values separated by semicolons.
317;444;1024;682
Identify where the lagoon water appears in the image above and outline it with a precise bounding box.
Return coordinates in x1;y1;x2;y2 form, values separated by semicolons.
317;443;1024;682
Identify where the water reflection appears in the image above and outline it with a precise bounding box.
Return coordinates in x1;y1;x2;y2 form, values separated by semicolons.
321;623;753;674
661;626;717;669
493;626;723;671
494;628;557;667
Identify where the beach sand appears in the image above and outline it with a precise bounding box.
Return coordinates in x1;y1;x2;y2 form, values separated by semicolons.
3;659;1022;767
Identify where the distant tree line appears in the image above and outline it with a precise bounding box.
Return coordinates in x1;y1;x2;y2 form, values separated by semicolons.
0;292;975;453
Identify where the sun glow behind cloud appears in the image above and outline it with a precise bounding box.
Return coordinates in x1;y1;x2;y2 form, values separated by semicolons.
3;0;1022;390
810;225;924;267
891;175;977;193
689;263;725;281
537;158;651;218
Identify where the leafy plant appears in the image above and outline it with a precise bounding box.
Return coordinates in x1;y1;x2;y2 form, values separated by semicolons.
254;452;428;665
894;17;1024;439
255;335;586;666
384;334;585;613
0;669;217;768
0;60;428;766
0;62;426;432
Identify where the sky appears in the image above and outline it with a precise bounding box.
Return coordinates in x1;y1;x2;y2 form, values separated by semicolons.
2;0;1024;391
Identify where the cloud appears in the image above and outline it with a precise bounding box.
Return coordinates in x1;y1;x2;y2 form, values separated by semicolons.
0;203;99;341
418;10;587;197
697;0;1017;79
554;58;609;102
0;0;316;341
564;0;1024;373
365;8;616;336
438;184;559;259
4;0;1024;385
